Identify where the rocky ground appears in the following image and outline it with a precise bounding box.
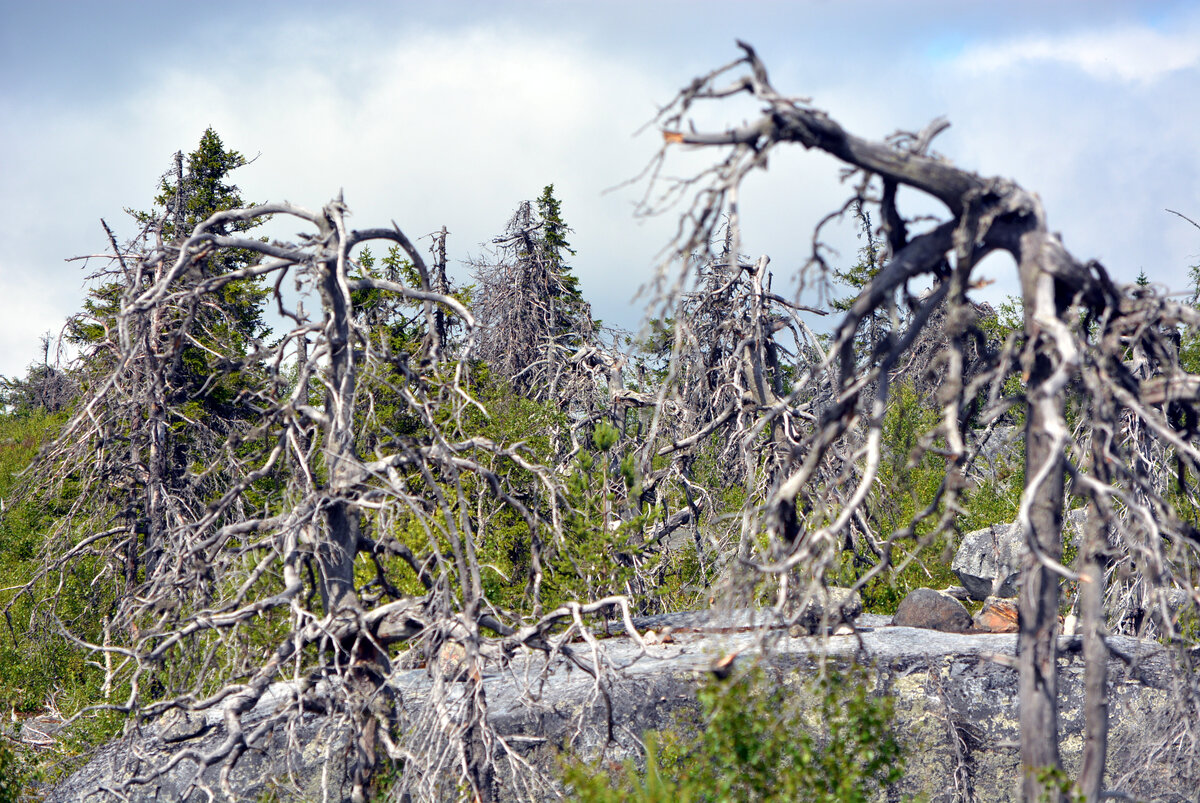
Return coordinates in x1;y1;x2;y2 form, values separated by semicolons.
38;597;1197;802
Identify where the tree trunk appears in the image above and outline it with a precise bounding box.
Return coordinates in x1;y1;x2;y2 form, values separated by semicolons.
317;208;379;802
1018;252;1066;802
1077;499;1110;799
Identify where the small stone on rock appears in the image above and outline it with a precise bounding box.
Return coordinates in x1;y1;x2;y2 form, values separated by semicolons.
974;596;1019;633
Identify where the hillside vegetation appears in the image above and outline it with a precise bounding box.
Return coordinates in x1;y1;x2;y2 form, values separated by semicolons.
3;45;1200;802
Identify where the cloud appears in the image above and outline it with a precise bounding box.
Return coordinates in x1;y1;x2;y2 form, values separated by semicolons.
956;21;1200;84
6;4;1200;381
0;274;74;379
0;21;681;377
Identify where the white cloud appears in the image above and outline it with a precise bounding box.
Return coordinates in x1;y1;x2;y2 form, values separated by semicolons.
0;272;74;378
0;23;682;377
6;5;1200;381
957;22;1200;84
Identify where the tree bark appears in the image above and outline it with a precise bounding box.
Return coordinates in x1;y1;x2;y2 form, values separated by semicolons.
1017;242;1067;802
1077;497;1109;801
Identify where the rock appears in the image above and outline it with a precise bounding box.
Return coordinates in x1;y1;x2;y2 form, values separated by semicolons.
437;641;469;679
643;626;675;645
952;522;1023;601
891;588;973;633
1117;585;1195;635
969;425;1023;484
18;715;63;747
46;708;354;803
158;710;210;744
785;585;863;634
974;596;1019;633
952;510;1086;601
45;609;1196;803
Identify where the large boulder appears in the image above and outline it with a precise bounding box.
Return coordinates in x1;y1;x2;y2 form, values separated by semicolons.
44;609;1197;803
784;585;863;634
892;587;973;632
953;510;1087;601
953;521;1024;600
968;425;1023;485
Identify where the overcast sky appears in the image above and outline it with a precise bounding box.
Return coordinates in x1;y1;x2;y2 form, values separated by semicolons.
2;0;1199;380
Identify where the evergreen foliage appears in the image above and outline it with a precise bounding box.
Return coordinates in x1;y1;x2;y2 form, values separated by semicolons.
562;663;904;803
0;741;21;803
471;186;596;403
1183;263;1200;375
832;204;892;365
4;106;1198;800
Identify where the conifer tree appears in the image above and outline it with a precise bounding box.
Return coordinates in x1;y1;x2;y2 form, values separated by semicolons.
471;185;596;406
832;204;890;363
141;127;269;400
65;128;270;578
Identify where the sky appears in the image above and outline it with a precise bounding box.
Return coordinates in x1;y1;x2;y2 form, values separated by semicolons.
2;0;1199;380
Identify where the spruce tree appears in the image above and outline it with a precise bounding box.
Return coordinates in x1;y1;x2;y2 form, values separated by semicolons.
471;185;595;402
65;129;270;578
832;204;889;363
143;127;269;400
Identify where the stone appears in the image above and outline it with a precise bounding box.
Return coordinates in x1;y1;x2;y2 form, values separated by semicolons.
437;641;468;678
45;608;1196;803
952;509;1086;601
952;522;1023;601
642;626;675;645
18;715;63;747
1116;585;1194;635
968;425;1023;484
784;585;863;634
46;707;354;803
974;596;1019;633
891;587;973;632
158;710;210;744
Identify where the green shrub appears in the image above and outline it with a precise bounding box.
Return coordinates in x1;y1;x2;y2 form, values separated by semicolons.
0;739;28;803
562;662;904;802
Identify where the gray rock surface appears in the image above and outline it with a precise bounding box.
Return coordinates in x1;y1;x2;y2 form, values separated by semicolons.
785;585;863;633
45;609;1197;803
969;425;1023;484
892;587;973;632
953;510;1086;601
953;521;1024;600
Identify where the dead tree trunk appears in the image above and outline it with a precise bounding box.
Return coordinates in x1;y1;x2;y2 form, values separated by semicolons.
1017;241;1067;798
645;41;1200;801
1078;496;1110;801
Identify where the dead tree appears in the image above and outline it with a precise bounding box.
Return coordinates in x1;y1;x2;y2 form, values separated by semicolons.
15;197;647;802
471;199;600;411
0;333;78;414
644;42;1200;801
469;196;654;516
631;236;830;586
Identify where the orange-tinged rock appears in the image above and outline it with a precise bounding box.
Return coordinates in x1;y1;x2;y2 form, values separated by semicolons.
974;597;1019;633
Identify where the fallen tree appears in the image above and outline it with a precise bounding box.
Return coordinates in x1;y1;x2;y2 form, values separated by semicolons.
12;192;656;802
640;41;1200;801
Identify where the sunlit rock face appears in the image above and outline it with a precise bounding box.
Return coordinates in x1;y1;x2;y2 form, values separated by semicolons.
953;509;1087;601
45;609;1194;803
